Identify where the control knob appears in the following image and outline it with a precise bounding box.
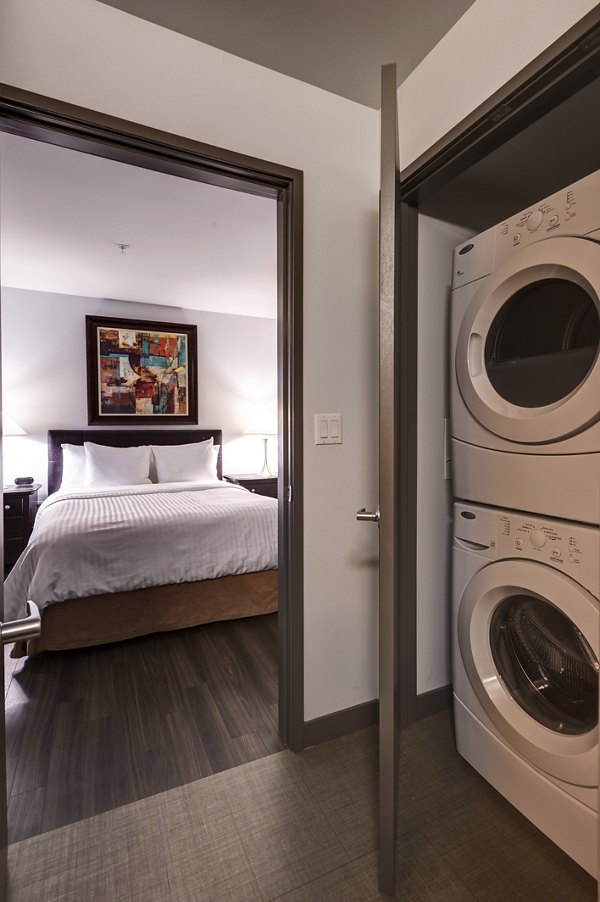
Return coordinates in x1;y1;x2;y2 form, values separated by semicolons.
529;529;546;549
527;210;544;231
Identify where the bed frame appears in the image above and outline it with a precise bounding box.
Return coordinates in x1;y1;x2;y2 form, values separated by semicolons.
12;429;277;656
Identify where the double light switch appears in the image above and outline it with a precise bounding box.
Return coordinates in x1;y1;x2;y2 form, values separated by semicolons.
314;413;342;445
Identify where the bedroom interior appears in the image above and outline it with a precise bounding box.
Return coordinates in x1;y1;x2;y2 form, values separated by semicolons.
0;130;285;842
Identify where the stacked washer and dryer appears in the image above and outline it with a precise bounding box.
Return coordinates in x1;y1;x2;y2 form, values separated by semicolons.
450;170;600;876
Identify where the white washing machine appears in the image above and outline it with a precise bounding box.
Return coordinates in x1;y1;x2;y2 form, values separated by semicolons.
453;501;598;875
451;169;600;523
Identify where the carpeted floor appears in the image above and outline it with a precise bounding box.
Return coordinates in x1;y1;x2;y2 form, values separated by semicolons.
7;710;596;901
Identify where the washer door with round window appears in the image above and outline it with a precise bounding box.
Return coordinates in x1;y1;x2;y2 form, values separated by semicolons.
455;237;600;444
458;559;599;786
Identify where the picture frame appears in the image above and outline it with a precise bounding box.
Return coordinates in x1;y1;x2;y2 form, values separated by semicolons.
86;315;198;426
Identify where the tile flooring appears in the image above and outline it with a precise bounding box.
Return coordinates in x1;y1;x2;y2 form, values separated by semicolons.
7;711;596;901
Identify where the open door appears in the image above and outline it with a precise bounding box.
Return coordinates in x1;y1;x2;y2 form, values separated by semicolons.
377;63;401;896
357;63;400;895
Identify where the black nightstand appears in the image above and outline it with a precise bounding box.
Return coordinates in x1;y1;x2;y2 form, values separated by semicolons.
224;474;278;499
3;483;41;571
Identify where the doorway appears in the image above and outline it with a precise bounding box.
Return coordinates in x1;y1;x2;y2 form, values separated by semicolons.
0;87;304;846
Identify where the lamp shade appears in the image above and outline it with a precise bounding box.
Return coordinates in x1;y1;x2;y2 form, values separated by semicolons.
2;414;26;436
243;409;277;437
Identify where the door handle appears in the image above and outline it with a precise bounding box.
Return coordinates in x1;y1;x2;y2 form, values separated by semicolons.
1;600;41;645
356;507;380;522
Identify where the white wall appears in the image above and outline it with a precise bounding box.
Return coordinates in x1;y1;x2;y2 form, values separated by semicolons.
416;215;473;696
1;288;278;495
398;0;598;169
0;0;380;720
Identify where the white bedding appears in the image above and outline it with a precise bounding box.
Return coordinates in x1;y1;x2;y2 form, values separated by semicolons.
4;481;277;621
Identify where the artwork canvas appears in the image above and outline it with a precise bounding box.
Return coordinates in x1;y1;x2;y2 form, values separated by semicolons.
86;316;198;425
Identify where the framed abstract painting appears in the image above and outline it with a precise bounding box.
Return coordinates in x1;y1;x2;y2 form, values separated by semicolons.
86;315;198;425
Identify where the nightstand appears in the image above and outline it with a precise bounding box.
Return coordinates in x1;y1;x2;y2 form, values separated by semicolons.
3;483;41;570
224;474;278;499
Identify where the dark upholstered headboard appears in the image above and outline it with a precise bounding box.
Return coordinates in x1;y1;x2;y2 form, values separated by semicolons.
47;429;223;495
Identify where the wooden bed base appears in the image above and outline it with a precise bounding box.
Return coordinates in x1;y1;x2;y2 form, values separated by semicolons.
12;570;278;657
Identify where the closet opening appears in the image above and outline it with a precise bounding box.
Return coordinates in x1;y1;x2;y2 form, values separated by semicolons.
390;10;600;896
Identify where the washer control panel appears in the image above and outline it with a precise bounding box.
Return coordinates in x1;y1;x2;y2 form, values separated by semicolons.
454;502;599;596
496;512;597;587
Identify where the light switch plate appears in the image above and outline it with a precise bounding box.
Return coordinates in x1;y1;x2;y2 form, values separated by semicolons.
314;413;342;445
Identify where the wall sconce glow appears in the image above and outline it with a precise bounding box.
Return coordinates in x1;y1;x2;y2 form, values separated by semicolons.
2;414;26;436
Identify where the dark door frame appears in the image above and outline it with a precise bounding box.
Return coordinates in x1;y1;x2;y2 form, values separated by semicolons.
0;83;305;751
395;6;600;728
401;5;600;204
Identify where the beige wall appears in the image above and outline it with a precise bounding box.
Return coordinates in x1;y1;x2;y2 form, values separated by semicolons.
0;0;380;720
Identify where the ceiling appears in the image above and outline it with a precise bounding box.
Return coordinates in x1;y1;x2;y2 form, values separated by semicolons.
99;0;476;109
0;133;278;319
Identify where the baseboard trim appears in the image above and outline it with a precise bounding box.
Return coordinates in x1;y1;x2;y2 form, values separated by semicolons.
414;684;452;721
303;699;378;748
301;687;450;749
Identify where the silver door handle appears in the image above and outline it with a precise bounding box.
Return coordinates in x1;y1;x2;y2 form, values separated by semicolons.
1;600;41;645
356;507;380;522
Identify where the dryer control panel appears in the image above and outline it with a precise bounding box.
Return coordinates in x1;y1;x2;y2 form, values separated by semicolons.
454;502;599;596
453;169;600;290
495;169;600;263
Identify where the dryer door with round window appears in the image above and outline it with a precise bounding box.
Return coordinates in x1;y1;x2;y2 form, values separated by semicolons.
458;559;599;785
455;236;600;444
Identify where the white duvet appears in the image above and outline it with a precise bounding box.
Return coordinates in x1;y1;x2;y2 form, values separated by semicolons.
4;481;277;621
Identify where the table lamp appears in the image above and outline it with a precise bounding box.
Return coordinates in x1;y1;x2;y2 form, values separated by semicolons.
243;410;277;476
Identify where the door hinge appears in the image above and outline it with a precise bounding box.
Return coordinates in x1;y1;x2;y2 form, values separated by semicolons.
286;485;293;502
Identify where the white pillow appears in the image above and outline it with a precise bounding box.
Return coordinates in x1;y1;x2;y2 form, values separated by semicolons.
151;440;219;483
84;442;151;488
60;443;87;491
148;437;213;483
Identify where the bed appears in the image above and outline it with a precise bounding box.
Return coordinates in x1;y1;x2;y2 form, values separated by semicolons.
5;429;278;657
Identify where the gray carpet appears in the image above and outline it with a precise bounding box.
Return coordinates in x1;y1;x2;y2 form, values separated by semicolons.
7;711;596;901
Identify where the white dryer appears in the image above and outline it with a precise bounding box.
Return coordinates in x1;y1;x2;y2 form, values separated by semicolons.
451;169;600;522
453;501;599;875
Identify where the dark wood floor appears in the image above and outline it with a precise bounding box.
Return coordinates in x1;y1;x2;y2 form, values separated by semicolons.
4;612;283;843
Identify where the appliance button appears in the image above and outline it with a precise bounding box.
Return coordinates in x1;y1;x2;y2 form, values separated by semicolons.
512;233;521;245
549;214;559;226
529;529;546;549
527;210;544;231
551;548;561;558
515;538;523;548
